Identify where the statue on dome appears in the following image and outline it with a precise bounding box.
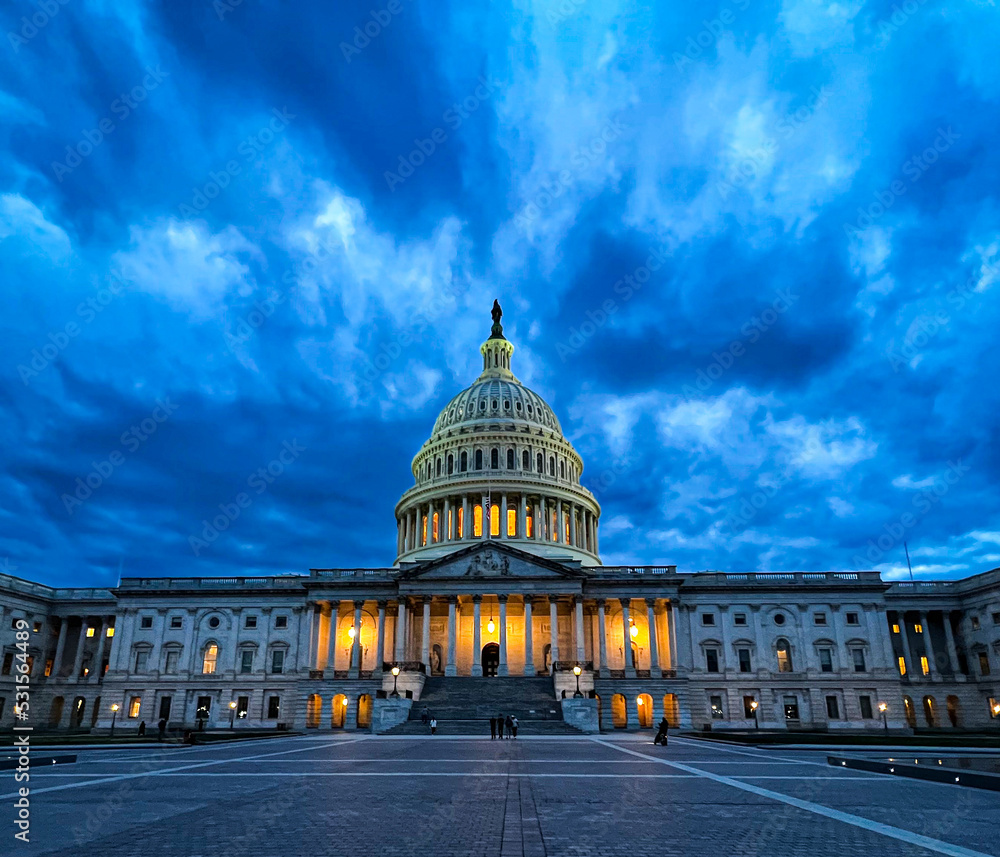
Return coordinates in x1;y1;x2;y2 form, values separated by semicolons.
490;299;504;339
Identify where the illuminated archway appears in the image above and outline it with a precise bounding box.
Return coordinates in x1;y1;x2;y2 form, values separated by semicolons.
903;696;916;728
611;693;627;729
306;694;321;729
922;695;937;727
331;694;347;728
662;694;679;727
357;694;373;729
636;693;653;728
946;695;960;728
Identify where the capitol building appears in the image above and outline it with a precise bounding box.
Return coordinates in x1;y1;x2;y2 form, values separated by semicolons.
2;304;1000;735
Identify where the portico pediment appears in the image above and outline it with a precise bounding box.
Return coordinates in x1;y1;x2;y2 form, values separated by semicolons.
398;541;587;580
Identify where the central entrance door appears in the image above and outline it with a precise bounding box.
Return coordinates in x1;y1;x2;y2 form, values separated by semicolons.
482;643;500;677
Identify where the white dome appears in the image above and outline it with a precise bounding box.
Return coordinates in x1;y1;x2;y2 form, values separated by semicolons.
431;377;563;436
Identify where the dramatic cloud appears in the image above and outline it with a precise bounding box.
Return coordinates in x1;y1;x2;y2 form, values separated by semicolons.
1;0;998;586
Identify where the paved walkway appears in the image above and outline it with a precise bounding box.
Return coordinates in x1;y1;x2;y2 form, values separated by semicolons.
3;734;998;856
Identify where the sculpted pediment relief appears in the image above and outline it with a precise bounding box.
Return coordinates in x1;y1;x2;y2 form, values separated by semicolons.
401;542;585;580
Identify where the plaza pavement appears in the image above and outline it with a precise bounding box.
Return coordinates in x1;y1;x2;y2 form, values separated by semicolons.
3;732;998;856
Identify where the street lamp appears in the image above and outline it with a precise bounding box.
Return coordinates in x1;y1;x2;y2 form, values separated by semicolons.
110;703;119;737
879;702;888;732
573;665;583;698
229;701;237;729
749;699;759;730
391;665;400;698
991;702;1000;723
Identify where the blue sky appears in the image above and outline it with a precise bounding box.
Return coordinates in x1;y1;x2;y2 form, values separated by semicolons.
2;1;999;588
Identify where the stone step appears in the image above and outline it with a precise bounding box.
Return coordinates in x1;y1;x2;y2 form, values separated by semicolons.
386;718;583;736
409;676;560;722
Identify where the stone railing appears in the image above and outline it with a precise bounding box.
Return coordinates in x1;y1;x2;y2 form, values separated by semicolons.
591;566;677;577
119;576;306;590
691;571;884;585
311;568;396;579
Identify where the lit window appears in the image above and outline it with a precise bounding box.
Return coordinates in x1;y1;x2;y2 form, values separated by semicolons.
898;655;907;676
202;644;219;675
892;623;900;634
710;695;724;719
507;507;516;538
86;627;95;637
776;641;793;672
432;512;440;542
237;696;249;719
783;696;799;720
525;508;533;538
421;515;428;546
474;504;483;537
106;627;115;637
128;696;141;718
914;623;923;634
920;656;929;675
563;512;571;543
979;653;991;676
489;504;500;536
33;622;42;633
457;506;464;538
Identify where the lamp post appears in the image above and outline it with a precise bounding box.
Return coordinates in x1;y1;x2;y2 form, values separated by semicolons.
391;665;400;698
991;702;1000;725
879;702;888;732
229;701;237;730
110;703;119;737
750;699;759;730
573;664;583;698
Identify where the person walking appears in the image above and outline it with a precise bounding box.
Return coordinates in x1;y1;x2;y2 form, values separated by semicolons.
496;714;504;739
489;716;497;739
653;716;669;746
157;717;167;741
138;720;146;737
511;716;519;739
430;717;437;735
421;706;429;725
505;714;513;739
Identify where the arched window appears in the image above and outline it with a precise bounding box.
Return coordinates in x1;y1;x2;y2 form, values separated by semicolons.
475;450;483;470
922;695;936;727
421;515;428;546
447;454;454;475
202;644;219;675
436;458;441;477
522;450;530;470
549;456;555;476
432;512;439;542
537;453;543;472
776;640;792;673
491;448;499;469
507;504;516;537
490;504;500;536
460;451;468;472
560;460;565;478
473;504;483;537
525;508;533;538
507;448;515;469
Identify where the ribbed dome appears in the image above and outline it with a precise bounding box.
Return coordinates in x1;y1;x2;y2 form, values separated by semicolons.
431;378;562;436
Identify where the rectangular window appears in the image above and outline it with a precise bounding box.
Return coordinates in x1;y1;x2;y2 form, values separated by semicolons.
846;612;859;625
897;655;907;676
742;696;757;719
852;649;866;672
705;649;720;673
710;695;724;719
971;616;980;630
165;650;179;674
814;612;827;626
490;504;500;537
737;648;752;673
701;613;715;626
44;659;53;677
237;695;249;719
128;696;141;718
508;507;517;538
106;626;115;637
158;696;172;721
733;613;747;626
1;653;13;675
819;648;833;673
86;626;96;637
920;656;930;675
271;650;284;674
275;615;288;629
980;653;991;676
0;698;5;720
169;616;183;630
524;509;533;539
992;612;1000;626
244;616;257;629
826;696;840;719
33;621;42;633
783;696;799;721
240;650;253;674
267;696;280;719
859;696;874;719
892;623;900;633
140;616;152;629
196;696;211;721
134;651;148;673
914;622;923;634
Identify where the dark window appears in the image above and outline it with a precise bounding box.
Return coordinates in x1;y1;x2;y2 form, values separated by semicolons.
979;653;991;676
208;616;220;629
859;696;874;719
549;456;555;476
9;618;18;629
743;696;757;718
814;612;827;625
475;450;483;470
846;612;860;625
705;649;720;673
491;448;499;469
236;696;249;719
267;696;280;719
560;460;565;478
1;653;13;675
507;449;515;469
537;453;543;473
773;613;786;626
852;649;866;672
710;695;724;719
32;622;42;633
196;696;211;720
701;614;715;626
271;650;285;674
165;650;179;673
460;451;468;472
992;612;1000;626
158;696;172;721
783;696;799;720
436;458;441;477
275;615;288;629
240;650;253;674
447;454;454;475
826;696;840;719
738;648;752;673
972;616;980;630
244;616;257;629
134;651;149;672
169;616;182;629
819;648;833;672
140;616;153;629
734;613;747;626
522;450;530;470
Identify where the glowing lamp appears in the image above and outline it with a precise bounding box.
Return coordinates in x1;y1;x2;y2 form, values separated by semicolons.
487;620;495;633
391;666;400;677
878;702;887;713
229;701;237;710
637;696;644;705
110;704;119;712
630;624;638;638
342;698;348;706
347;627;356;639
573;665;582;676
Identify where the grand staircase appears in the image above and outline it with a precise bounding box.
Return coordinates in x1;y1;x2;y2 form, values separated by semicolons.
385;676;582;735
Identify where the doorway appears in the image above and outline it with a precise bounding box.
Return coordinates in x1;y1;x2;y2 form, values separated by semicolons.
482;643;500;676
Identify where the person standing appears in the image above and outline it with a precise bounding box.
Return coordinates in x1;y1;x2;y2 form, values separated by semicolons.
505;714;513;739
157;717;167;741
421;706;429;725
511;716;519;739
654;716;669;746
489;716;497;739
430;718;437;735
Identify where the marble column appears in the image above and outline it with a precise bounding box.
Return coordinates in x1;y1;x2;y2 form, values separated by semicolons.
51;617;69;678
442;498;451;542
597;599;609;676
446;597;458;676
556;499;564;544
646;599;661;677
326;601;341;670
472;596;483;676
942;611;961;676
498;595;509;676
91;618;108;682
667;602;679;671
421;597;432;667
500;493;508;539
574;598;585;663
481;492;489;539
70;619;88;683
549;597;560;671
348;601;364;675
523;596;535;675
570;505;578;547
621;598;635;676
375;601;387;674
519;495;527;542
462;495;470;539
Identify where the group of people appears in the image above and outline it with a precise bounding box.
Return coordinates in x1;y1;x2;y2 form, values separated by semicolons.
419;707;438;734
490;714;518;739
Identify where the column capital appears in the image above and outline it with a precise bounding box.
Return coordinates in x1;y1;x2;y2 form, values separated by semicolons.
497;594;509;603
548;595;560;605
522;594;534;606
472;594;483;603
328;599;340;610
352;599;365;609
422;595;433;605
645;598;657;608
619;597;631;609
447;595;458;605
376;599;388;609
595;597;606;609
